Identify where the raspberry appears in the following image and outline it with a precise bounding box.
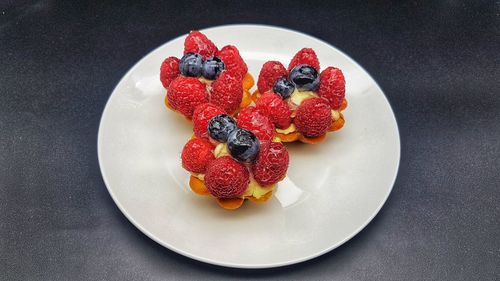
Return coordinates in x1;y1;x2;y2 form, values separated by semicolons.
183;31;218;59
181;139;215;174
288;48;320;72
160;56;180;89
205;156;249;198
252;141;289;186
217;45;248;78
255;92;292;129
192;103;225;139
318;67;346;109
257;61;288;94
210;71;243;113
167;76;208;118
236;107;275;141
294;98;333;138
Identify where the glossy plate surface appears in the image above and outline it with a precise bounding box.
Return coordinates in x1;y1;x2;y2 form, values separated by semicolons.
98;25;400;268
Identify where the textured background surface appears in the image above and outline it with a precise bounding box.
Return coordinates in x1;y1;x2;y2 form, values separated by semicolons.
1;1;499;280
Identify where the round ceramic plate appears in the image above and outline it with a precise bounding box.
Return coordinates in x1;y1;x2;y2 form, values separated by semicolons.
98;25;400;268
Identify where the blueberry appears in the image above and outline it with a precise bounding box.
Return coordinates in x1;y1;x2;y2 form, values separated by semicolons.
273;77;295;99
179;53;203;77
227;128;260;163
202;56;225;80
289;64;319;91
208;114;237;142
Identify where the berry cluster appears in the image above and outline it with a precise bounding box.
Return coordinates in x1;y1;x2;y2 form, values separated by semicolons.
160;31;251;117
255;48;347;141
182;106;289;208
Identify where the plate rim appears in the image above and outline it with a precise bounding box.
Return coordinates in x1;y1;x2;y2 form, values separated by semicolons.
97;23;401;269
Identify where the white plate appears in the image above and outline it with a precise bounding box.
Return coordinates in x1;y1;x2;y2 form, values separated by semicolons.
98;24;400;268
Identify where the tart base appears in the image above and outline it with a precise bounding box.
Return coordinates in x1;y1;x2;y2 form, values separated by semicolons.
188;175;273;210
189;176;210;196
216;198;245;210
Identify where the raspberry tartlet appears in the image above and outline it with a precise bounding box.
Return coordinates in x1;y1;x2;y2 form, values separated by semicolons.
252;48;347;144
160;31;254;119
181;104;289;210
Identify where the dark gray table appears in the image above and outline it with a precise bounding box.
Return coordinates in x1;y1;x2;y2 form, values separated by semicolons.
1;1;499;280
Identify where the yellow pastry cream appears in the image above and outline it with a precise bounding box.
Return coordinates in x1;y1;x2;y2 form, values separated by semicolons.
242;178;276;199
331;109;340;121
214;143;230;158
289;89;316;106
191;173;205;181
276;123;297;134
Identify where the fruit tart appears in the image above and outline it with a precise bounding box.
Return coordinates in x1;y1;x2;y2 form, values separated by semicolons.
181;103;289;210
252;48;347;144
160;31;253;119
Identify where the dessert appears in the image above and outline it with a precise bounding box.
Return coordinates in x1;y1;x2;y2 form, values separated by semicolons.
252;48;347;143
160;31;253;119
181;108;289;210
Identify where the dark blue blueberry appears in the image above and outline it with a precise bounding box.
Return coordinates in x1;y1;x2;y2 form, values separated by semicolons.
202;56;225;80
273;77;295;99
208;114;237;142
179;53;203;77
289;64;319;91
227;128;260;163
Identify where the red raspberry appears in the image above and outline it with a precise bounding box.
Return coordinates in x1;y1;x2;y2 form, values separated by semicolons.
217;45;248;79
318;67;346;109
294;98;333;138
255;92;292;129
181;138;215;174
167;76;208;118
183;31;218;59
205;156;249;198
252;141;289;186
257;61;288;94
160;56;180;89
236;107;275;141
288;48;320;72
210;71;243;114
192;103;225;139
